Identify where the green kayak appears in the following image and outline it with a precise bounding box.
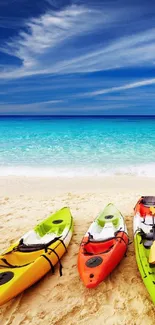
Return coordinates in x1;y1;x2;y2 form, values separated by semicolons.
134;196;155;304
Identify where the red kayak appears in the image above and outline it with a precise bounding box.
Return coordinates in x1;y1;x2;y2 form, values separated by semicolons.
78;204;129;288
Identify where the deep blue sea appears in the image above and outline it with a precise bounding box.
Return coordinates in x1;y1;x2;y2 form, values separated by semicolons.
0;116;155;177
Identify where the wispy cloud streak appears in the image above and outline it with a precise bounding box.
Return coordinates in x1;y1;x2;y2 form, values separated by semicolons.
57;28;155;74
1;4;155;79
0;4;107;78
83;78;155;97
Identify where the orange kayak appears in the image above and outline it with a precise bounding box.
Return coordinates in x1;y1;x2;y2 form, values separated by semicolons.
78;204;129;288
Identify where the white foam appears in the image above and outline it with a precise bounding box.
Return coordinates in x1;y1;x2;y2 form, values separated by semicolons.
0;163;155;177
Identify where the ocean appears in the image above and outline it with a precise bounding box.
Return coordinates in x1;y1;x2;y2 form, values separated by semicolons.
0;115;155;177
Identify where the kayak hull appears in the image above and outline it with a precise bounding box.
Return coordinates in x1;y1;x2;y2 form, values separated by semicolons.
134;197;155;304
78;203;128;288
0;207;73;306
134;232;155;304
78;232;128;288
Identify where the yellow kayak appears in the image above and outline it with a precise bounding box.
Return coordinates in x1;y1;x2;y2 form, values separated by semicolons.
0;207;73;305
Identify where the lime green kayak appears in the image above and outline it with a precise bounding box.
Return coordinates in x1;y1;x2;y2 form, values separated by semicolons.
134;197;155;304
134;233;155;304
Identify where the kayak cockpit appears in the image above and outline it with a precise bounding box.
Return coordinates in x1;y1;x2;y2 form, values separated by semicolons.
83;239;115;255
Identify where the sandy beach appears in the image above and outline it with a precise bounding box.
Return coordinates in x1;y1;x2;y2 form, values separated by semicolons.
0;176;155;325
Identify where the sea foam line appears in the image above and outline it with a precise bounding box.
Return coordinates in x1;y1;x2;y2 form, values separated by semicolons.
0;164;155;177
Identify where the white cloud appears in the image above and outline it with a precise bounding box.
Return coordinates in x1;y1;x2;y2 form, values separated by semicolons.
0;4;108;78
56;28;155;74
1;3;155;80
82;78;155;97
0;100;139;115
0;99;65;114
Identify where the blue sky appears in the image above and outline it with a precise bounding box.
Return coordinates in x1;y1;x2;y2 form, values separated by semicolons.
1;0;155;115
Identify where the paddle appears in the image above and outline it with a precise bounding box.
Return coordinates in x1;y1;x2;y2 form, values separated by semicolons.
149;206;155;264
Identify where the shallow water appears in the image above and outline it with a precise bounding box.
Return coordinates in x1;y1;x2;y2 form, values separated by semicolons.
0;115;155;177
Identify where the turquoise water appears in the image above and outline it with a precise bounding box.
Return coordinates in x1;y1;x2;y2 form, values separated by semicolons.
0;116;155;177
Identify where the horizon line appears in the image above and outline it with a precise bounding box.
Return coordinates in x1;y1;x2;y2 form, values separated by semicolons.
0;114;155;117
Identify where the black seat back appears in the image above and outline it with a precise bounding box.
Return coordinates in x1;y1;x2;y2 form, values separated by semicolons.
141;196;155;207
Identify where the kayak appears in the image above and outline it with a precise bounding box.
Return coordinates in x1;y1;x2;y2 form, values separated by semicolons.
0;207;73;306
78;203;128;288
134;196;155;304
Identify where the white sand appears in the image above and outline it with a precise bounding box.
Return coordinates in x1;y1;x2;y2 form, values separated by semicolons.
0;176;155;325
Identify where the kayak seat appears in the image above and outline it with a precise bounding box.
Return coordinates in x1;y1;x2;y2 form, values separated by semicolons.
98;215;120;228
35;220;66;237
22;229;56;245
145;232;154;240
98;219;105;227
84;239;115;255
141;196;155;207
